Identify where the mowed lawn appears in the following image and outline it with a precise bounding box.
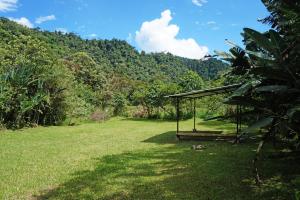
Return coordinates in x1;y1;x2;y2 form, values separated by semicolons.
0;118;299;200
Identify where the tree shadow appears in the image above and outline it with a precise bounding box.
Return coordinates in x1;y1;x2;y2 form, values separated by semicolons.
32;134;299;200
33;140;280;200
32;131;300;200
197;120;236;133
143;131;237;144
121;117;176;123
242;147;300;199
142;131;179;144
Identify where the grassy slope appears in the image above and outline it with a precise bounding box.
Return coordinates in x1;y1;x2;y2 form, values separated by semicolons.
0;118;298;200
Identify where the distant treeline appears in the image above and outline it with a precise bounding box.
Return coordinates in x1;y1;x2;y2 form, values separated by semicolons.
0;18;229;128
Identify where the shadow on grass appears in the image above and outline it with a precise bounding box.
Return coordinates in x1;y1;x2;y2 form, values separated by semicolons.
121;117;176;123
243;152;300;200
197;120;236;132
33;134;300;200
122;117;192;123
34;143;257;200
142;131;235;144
143;131;178;144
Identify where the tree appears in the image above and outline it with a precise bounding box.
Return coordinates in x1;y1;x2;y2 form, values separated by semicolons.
64;52;106;91
0;35;71;128
179;70;205;92
112;93;127;116
132;81;179;117
217;0;300;183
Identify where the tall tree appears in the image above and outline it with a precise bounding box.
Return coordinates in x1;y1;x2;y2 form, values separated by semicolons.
217;0;300;183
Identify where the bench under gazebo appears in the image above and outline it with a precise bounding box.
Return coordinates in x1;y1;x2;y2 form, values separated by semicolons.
167;84;242;140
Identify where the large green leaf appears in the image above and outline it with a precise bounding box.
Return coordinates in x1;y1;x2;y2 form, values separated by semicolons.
214;50;232;59
244;28;275;54
269;30;284;55
250;67;291;81
230;80;261;98
224;96;261;107
225;39;244;50
245;50;275;61
255;85;288;93
242;117;274;134
287;105;300;119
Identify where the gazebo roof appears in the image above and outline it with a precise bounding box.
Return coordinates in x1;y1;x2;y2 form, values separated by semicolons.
166;83;242;98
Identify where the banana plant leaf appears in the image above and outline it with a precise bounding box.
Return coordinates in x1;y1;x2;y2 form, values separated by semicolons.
287;105;300;119
245;50;275;61
250;67;291;81
225;39;244;51
255;85;289;93
244;28;276;55
214;50;233;59
242;117;274;134
224;96;262;107
269;30;285;54
230;80;261;98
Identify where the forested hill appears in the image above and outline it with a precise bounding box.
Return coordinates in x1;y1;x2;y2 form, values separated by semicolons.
0;17;229;127
0;17;228;82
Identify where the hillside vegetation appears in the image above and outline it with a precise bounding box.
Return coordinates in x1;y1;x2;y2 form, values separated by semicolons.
0;18;228;128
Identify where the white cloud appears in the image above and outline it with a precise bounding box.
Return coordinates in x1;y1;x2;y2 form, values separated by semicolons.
192;0;207;7
87;33;97;38
55;28;68;34
9;17;33;28
135;9;208;59
0;0;17;12
35;15;56;24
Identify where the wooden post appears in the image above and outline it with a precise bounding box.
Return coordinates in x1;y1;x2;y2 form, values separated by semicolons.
240;106;242;132
176;97;180;134
193;98;196;132
236;105;239;135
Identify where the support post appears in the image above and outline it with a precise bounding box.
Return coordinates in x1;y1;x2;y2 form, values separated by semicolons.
176;97;180;135
193;98;196;132
239;105;242;132
236;105;240;136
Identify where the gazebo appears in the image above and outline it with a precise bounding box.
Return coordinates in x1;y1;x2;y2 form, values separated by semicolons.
166;84;242;140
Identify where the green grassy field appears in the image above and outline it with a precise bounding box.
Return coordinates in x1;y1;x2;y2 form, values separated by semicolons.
0;118;299;200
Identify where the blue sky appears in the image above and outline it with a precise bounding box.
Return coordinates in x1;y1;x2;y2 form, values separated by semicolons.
0;0;270;59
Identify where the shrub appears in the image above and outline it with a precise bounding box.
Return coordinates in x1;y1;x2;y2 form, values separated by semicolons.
90;109;110;122
111;93;127;116
0;36;71;128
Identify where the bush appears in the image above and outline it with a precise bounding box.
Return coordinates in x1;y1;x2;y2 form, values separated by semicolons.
90;109;110;122
111;93;127;116
0;36;71;128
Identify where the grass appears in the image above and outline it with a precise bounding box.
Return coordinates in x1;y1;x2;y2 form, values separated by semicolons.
0;118;299;199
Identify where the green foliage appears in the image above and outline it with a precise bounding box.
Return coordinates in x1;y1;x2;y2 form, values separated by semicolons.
112;93;127;116
64;52;106;91
0;17;229;127
132;81;180;118
218;0;300;149
66;83;95;121
0;35;71;128
179;70;205;91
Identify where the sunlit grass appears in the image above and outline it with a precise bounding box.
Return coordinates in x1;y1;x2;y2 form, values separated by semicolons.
0;118;298;199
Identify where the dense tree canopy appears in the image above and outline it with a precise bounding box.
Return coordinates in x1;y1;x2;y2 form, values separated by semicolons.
0;17;229;128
